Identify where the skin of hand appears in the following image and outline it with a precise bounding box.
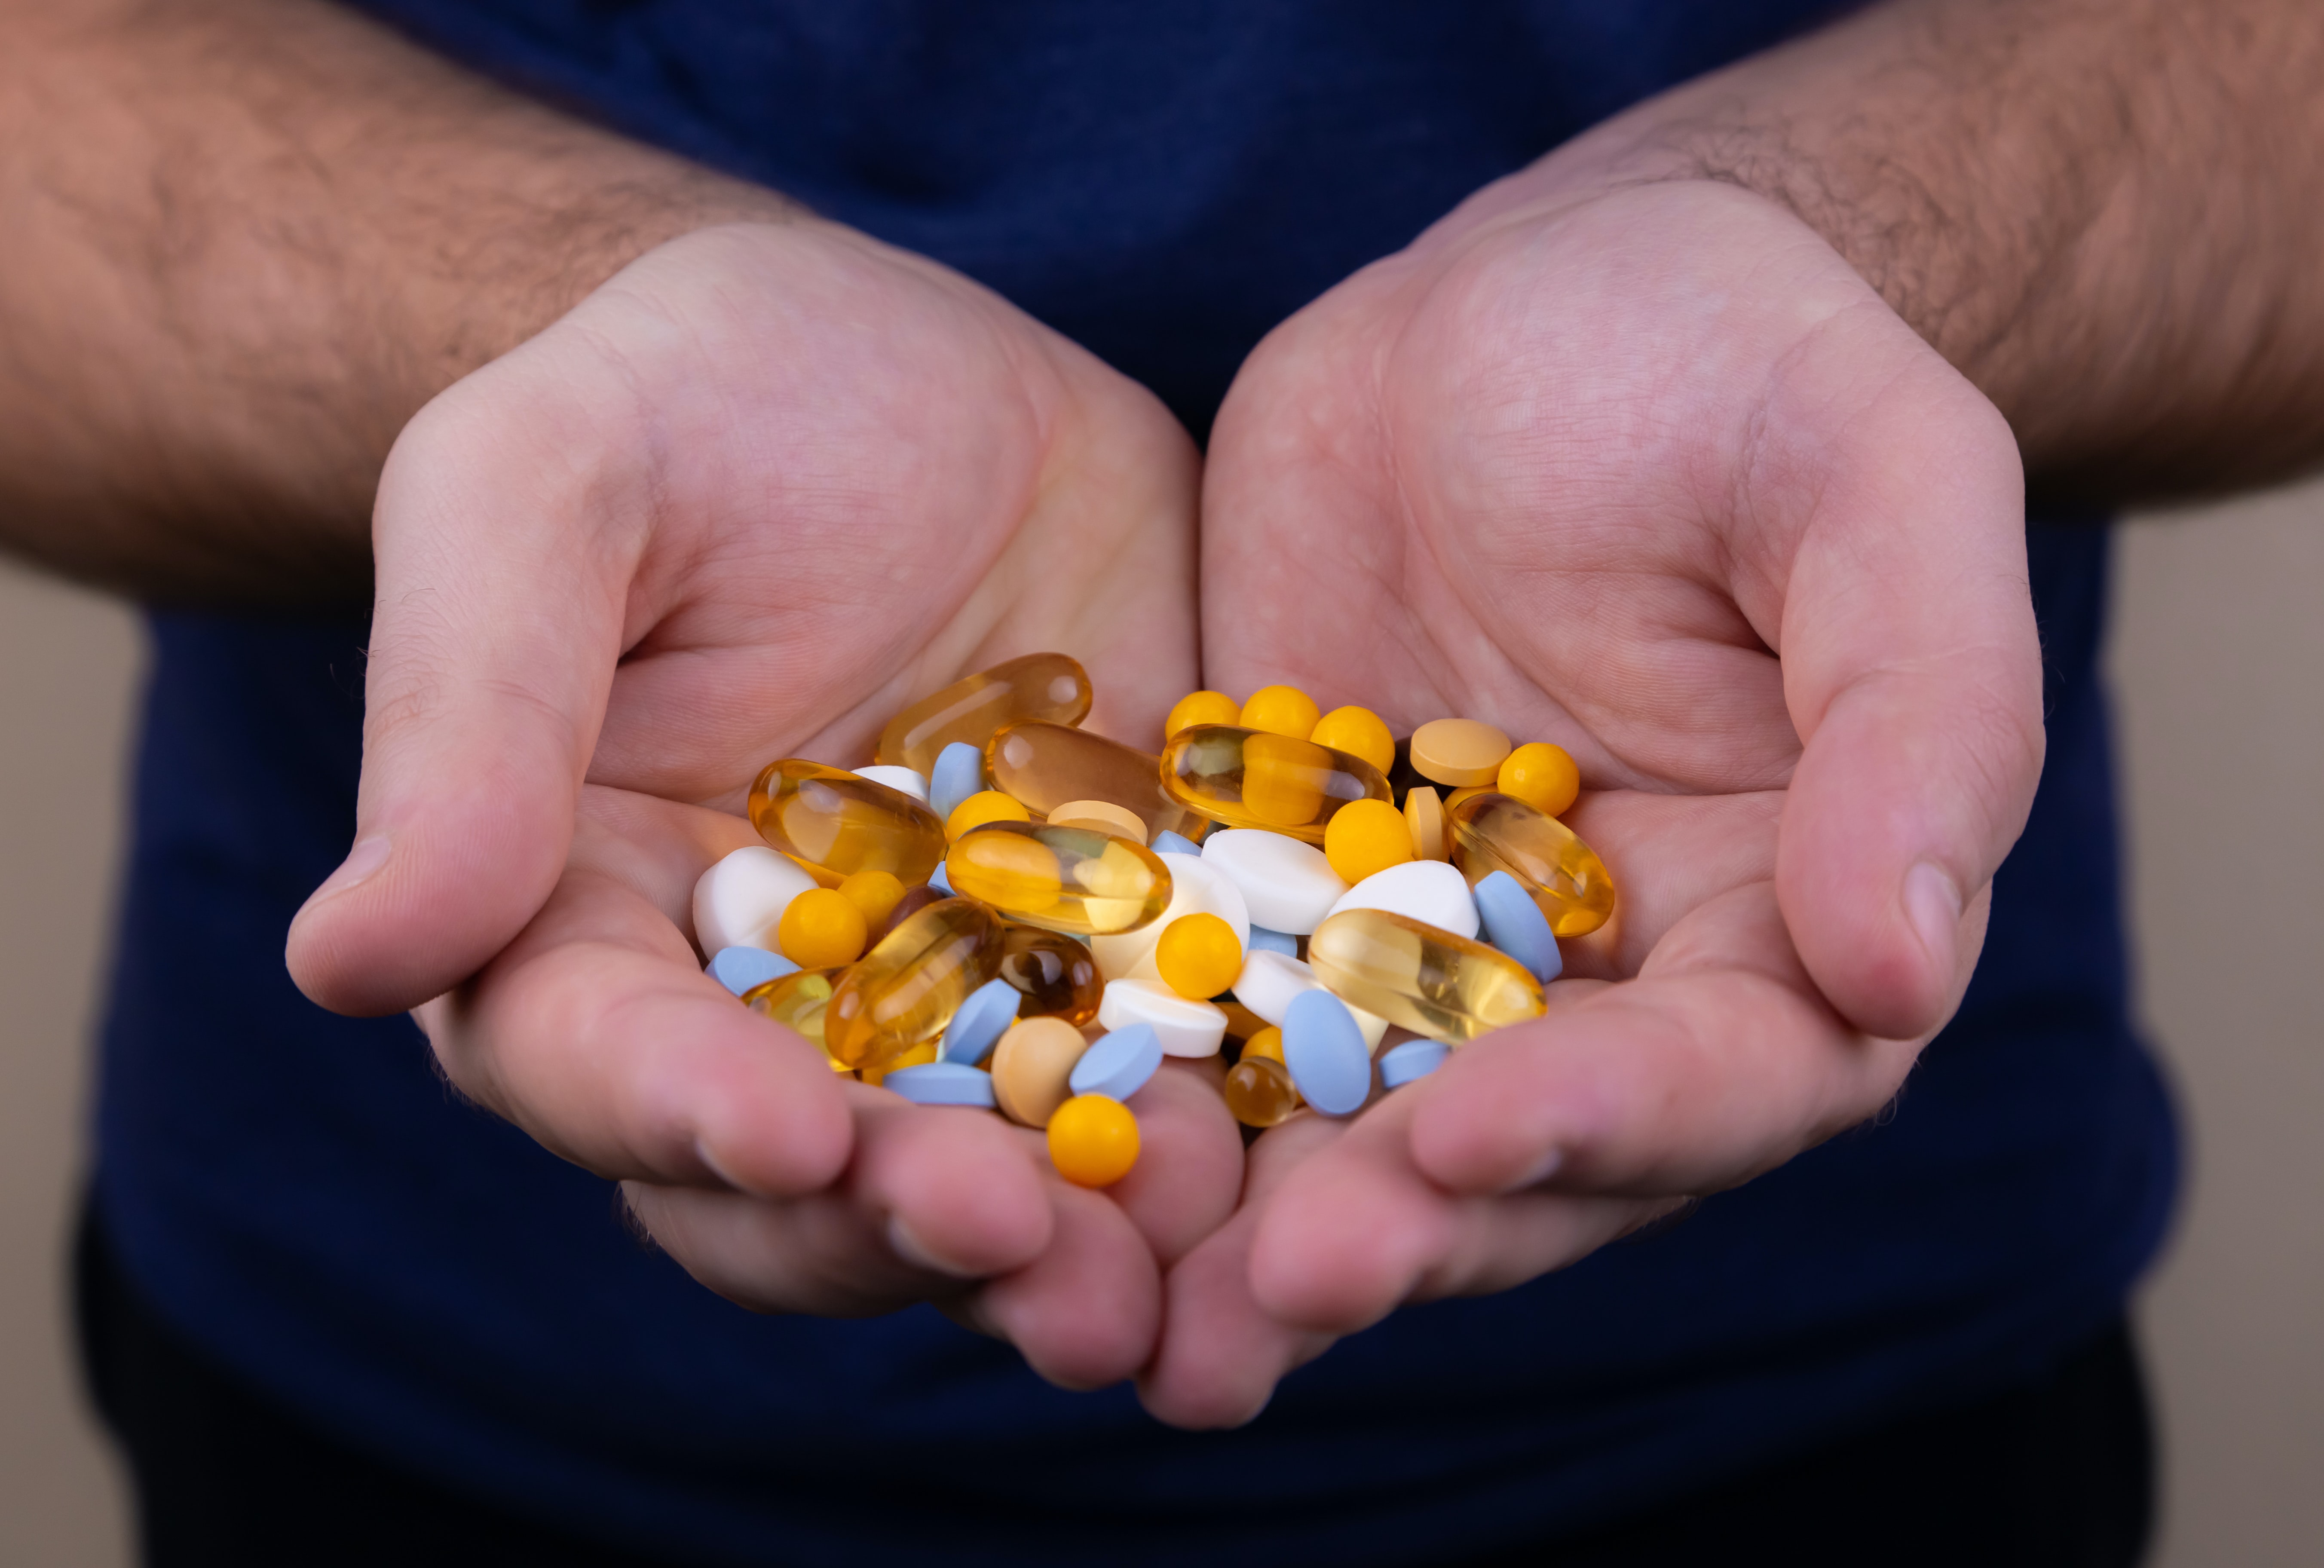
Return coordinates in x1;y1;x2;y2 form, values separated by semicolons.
1143;175;2042;1426
287;219;1242;1387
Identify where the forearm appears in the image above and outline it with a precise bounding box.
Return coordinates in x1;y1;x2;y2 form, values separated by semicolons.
0;0;791;602
1526;0;2324;503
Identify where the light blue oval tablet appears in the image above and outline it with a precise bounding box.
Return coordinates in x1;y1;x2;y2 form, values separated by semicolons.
1246;926;1299;958
708;946;798;997
1283;989;1372;1115
1473;870;1562;984
928;862;954;896
1379;1038;1452;1089
1149;830;1203;857
1068;1023;1163;1102
882;1062;998;1108
940;977;1021;1066
930;741;988;822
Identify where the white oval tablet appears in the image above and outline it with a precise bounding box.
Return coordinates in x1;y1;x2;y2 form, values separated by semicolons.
1325;859;1479;939
1200;829;1349;935
1090;852;1250;983
1233;953;1386;1047
853;764;929;804
1096;979;1228;1058
692;846;818;953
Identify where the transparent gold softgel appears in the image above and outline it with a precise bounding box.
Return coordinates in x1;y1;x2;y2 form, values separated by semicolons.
748;759;948;885
998;922;1104;1027
1306;907;1546;1044
986;720;1208;843
1224;1054;1301;1127
743;968;846;1069
824;897;1004;1072
1447;791;1616;937
1158;724;1392;843
945;821;1173;937
876;653;1093;778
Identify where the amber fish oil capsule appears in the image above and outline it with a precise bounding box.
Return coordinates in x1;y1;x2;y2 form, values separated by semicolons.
876;652;1093;778
749;760;947;885
824;897;1004;1072
998;922;1104;1026
944;821;1173;936
1448;791;1616;937
1160;725;1391;843
744;968;849;1069
986;720;1207;843
1305;906;1546;1044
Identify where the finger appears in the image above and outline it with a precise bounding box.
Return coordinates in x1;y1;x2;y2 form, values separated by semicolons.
1408;880;1938;1200
956;1176;1161;1391
288;326;650;1016
1555;787;1780;981
1104;1059;1245;1266
423;794;849;1196
1759;332;2043;1038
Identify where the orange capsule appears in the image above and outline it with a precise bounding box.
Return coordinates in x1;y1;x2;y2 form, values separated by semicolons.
986;720;1209;844
824;897;1004;1072
1447;791;1616;937
749;760;947;885
1159;725;1391;843
876;652;1093;778
743;968;850;1070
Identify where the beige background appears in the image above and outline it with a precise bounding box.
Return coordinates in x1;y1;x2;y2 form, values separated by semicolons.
1;483;2320;1564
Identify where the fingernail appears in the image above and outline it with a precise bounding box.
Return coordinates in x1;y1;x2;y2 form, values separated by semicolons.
310;834;391;902
1509;1147;1563;1192
888;1215;979;1279
1904;861;1963;966
692;1135;749;1194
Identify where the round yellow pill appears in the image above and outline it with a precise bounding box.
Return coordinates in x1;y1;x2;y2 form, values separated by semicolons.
1409;717;1512;787
1240;684;1321;740
777;887;869;969
1154;912;1243;999
1240;1025;1285;1064
1323;797;1415;885
1308;704;1396;775
1497;742;1581;818
1047;1093;1141;1187
1166;690;1243;739
835;869;906;931
1405;785;1448;861
945;789;1032;840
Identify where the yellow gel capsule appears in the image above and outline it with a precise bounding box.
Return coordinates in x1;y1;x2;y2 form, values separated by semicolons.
1166;690;1243;739
998;922;1103;1027
1497;742;1581;818
836;870;907;932
1154;913;1243;1000
1308;705;1396;776
1448;791;1617;937
744;968;848;1069
1307;907;1546;1044
945;821;1173;936
824;897;1004;1072
1240;683;1322;740
860;1038;940;1087
1405;785;1448;862
749;760;947;885
986;721;1210;844
778;887;870;969
1044;798;1148;842
1048;1093;1141;1187
1224;1054;1300;1128
876;651;1093;778
1159;725;1391;843
1323;797;1415;885
946;789;1032;840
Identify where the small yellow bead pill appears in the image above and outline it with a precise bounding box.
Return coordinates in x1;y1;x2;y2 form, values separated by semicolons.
1442;784;1492;819
1240;1025;1285;1064
1047;1093;1141;1187
1307;705;1396;776
1405;785;1448;861
1497;742;1580;818
1240;684;1321;741
1154;912;1243;1000
1166;690;1243;739
1409;718;1512;787
945;789;1032;840
1323;797;1416;885
777;887;869;969
836;870;906;931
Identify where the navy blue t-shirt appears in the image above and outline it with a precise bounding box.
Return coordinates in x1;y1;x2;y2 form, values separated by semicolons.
93;6;2177;1564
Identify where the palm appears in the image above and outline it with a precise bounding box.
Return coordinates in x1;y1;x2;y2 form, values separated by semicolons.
1147;181;2044;1424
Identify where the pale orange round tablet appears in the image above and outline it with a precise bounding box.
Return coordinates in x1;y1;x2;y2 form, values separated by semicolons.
1044;798;1148;842
1404;784;1448;861
1408;718;1513;787
990;1017;1093;1128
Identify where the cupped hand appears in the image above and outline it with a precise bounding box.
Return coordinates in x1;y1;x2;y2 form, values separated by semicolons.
282;219;1237;1385
1143;178;2043;1424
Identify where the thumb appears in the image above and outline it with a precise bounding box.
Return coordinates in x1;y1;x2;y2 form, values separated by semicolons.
287;343;648;1016
1773;353;2045;1041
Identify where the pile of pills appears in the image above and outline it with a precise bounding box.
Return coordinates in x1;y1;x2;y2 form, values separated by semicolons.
691;653;1615;1188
